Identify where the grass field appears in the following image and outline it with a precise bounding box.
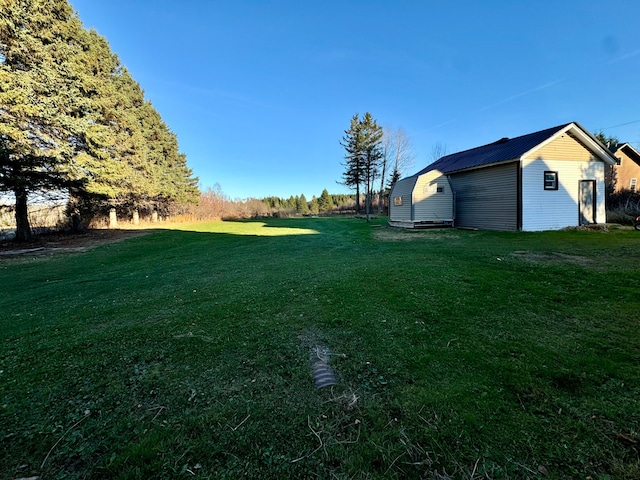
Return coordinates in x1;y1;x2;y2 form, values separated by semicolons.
1;217;639;479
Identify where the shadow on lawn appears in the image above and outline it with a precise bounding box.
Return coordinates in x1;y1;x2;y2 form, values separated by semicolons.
0;216;385;258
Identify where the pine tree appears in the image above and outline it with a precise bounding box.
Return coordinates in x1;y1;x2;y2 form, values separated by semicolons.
339;113;382;219
359;113;383;221
297;193;309;214
318;188;333;213
309;196;319;214
0;0;88;240
69;30;141;224
387;168;401;192
1;2;199;236
339;114;365;213
594;131;619;195
286;195;297;210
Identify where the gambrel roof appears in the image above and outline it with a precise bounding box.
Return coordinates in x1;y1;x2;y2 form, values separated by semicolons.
417;122;617;176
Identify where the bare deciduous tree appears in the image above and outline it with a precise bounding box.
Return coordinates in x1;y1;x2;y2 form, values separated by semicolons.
385;127;416;194
378;126;394;213
429;141;448;163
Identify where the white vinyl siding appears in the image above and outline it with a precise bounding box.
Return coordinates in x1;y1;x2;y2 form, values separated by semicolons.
521;158;605;231
449;162;519;231
522;133;607;230
412;170;454;223
389;176;416;221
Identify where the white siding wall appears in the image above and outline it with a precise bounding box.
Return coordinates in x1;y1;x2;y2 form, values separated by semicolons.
521;158;606;231
412;171;454;222
389;176;417;221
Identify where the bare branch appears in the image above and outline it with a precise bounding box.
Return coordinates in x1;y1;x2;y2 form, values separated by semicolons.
429;141;448;163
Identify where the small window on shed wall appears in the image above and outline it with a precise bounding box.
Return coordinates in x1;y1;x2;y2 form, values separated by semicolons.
423;184;445;194
631;178;637;192
544;171;558;190
394;196;403;206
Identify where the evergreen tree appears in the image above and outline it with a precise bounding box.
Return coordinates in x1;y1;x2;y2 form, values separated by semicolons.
0;0;87;240
318;188;333;213
388;168;401;192
296;193;309;214
70;32;142;221
77;57;198;219
594;131;619;149
594;131;620;195
136;100;198;212
309;196;319;214
339;113;382;219
1;2;199;236
339;114;365;213
359;113;383;221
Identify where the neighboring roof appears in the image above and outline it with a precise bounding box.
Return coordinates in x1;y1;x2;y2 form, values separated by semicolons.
610;142;640;165
415;122;617;176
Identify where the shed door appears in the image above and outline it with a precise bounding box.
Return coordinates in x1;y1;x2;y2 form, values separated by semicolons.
579;180;596;225
449;162;519;231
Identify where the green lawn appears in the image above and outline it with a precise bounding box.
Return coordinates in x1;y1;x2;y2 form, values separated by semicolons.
1;217;639;479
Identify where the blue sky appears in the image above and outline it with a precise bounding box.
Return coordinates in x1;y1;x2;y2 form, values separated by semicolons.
70;0;640;200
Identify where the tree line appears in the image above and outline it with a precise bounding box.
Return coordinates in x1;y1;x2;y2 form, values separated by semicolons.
263;190;355;215
0;0;199;240
339;113;416;220
174;185;358;223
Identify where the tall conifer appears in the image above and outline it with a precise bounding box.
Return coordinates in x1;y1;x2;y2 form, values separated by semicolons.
339;112;382;220
339;114;364;213
1;0;199;237
0;0;86;240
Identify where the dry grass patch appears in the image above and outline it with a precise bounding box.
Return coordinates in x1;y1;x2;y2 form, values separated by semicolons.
509;250;593;268
374;227;460;242
0;228;153;257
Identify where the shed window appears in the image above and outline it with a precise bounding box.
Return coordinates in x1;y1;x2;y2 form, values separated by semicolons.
631;178;637;192
544;171;558;190
423;184;445;194
394;196;403;206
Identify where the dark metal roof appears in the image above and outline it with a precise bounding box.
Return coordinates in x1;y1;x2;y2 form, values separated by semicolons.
416;123;573;175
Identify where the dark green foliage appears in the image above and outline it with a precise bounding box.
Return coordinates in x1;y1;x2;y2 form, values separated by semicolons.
387;167;401;191
1;219;639;479
262;192;355;215
594;131;619;149
70;30;198;219
308;195;319;214
339;113;365;213
296;193;309;214
594;130;620;197
359;112;383;220
339;113;383;219
0;0;86;239
330;193;355;208
318;188;333;213
0;0;198;239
